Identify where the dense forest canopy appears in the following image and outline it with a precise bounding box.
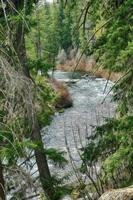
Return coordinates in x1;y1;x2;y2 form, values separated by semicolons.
0;0;133;199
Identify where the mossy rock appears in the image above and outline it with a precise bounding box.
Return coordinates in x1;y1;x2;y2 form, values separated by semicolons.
99;186;133;200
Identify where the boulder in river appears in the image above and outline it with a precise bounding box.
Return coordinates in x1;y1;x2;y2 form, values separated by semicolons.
98;186;133;200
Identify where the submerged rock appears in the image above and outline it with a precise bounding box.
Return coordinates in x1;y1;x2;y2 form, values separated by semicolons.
99;186;133;200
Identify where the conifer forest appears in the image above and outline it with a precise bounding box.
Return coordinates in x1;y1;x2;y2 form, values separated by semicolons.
0;0;133;199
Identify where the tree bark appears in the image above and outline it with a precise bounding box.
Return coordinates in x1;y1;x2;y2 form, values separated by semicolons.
0;161;5;200
15;23;31;79
31;115;53;199
35;7;42;60
14;23;53;199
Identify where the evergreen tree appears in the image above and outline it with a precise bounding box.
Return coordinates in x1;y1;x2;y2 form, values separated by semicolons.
0;1;67;199
80;0;133;191
58;0;72;53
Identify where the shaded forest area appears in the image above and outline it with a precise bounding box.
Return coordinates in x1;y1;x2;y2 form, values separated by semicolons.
0;0;133;199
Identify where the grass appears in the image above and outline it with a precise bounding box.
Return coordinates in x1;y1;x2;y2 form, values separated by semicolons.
57;58;122;81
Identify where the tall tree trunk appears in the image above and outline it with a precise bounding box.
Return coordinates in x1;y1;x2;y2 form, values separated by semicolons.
15;23;31;79
0;160;5;200
31;115;52;198
14;23;53;199
35;7;42;60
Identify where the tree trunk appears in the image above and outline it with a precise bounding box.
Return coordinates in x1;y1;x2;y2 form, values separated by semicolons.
0;161;5;200
14;23;53;199
35;7;42;60
31;115;53;199
15;23;31;79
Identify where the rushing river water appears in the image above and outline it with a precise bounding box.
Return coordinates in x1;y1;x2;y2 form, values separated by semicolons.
7;70;116;200
43;71;116;183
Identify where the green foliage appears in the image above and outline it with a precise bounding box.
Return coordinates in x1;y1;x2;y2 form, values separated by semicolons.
26;0;74;64
44;148;68;167
82;115;133;186
90;0;133;72
0;1;69;199
41;175;71;200
1;0;133;197
52;185;72;200
58;0;72;52
28;58;55;75
35;75;56;127
76;0;133;189
26;3;60;64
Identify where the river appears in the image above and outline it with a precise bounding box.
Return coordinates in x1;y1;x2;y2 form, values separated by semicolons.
43;71;116;190
7;70;116;200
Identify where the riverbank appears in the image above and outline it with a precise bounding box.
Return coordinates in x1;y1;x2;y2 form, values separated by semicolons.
57;58;122;81
49;78;73;109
